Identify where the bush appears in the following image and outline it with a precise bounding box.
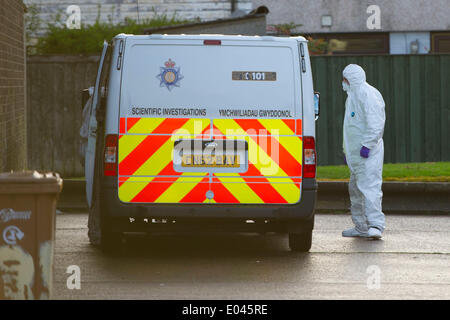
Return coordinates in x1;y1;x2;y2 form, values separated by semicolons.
265;23;328;56
306;37;328;55
31;10;192;55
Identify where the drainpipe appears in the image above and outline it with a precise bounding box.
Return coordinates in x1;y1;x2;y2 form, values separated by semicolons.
231;0;236;13
136;0;140;24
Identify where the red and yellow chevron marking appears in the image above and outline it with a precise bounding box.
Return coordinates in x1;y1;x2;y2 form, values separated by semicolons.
212;119;302;177
118;118;210;203
125;117;210;135
117;117;302;204
211;120;301;204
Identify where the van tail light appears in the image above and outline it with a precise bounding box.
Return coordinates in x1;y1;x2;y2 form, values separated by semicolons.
303;136;316;178
104;134;118;176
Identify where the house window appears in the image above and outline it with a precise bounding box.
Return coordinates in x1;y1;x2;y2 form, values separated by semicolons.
431;32;450;53
306;32;390;55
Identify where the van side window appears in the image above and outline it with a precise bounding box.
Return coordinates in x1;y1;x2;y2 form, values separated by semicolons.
96;44;112;122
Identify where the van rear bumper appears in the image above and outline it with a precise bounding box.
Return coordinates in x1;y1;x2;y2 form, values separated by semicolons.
101;178;317;223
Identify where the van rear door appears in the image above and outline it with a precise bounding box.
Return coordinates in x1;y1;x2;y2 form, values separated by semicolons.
85;41;108;208
117;37;302;204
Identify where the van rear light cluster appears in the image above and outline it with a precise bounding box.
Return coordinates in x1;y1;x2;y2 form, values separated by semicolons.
303;136;316;178
104;134;118;176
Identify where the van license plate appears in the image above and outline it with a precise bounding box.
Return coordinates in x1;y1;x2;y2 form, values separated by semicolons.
181;154;240;168
173;139;247;172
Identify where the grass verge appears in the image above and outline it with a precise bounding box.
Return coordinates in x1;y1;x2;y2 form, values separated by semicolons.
317;162;450;182
66;162;450;182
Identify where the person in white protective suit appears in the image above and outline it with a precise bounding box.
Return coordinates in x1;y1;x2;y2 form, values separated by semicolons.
341;64;386;239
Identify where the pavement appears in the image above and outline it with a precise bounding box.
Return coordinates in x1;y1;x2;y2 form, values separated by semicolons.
53;212;450;299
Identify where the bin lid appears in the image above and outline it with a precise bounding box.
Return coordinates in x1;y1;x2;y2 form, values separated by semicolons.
0;171;63;194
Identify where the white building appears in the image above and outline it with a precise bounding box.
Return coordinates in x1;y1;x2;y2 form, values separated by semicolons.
253;0;450;54
24;0;253;37
25;0;450;54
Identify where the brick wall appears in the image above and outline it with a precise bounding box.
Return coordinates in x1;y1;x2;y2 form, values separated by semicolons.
24;0;253;37
0;0;27;171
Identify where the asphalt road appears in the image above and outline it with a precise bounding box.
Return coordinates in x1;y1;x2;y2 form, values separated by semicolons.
53;213;450;299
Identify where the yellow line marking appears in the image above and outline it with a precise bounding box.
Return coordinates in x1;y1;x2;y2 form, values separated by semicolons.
258;119;302;165
127;118;165;134
155;173;208;203
213;120;288;177
258;119;295;136
127;119;210;177
118;178;154;202
118;135;147;163
215;174;263;203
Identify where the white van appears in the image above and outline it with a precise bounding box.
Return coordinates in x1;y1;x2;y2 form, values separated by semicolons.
85;34;319;252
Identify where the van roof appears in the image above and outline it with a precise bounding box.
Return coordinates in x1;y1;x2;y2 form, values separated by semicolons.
113;34;307;43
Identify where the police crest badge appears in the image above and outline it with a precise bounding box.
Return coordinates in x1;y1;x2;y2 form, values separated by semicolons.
156;58;183;91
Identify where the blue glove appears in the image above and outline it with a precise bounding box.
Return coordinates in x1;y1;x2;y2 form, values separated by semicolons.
360;146;370;158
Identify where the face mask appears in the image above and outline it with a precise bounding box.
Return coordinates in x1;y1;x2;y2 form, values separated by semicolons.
342;81;350;92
